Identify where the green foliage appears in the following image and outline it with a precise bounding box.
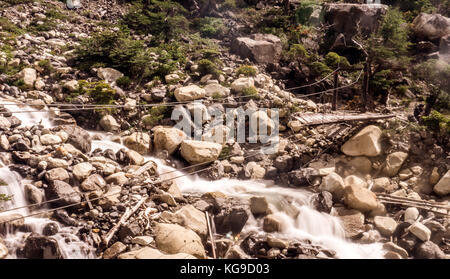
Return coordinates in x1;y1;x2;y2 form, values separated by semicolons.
73;81;116;105
0;18;25;35
195;17;227;38
116;76;131;89
385;0;435;21
148;42;186;79
0;193;12;202
236;65;257;77
284;44;308;61
325;52;350;68
368;8;410;67
198;58;222;78
219;145;230;159
242;86;259;99
310;61;331;76
123;0;188;41
294;0;319;25
37;59;54;75
414;59;450;96
143;105;170;126
370;69;393;97
2;0;33;4
45;9;68;20
421;110;450;135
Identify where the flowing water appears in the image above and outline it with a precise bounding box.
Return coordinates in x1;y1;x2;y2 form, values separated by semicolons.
0;99;385;259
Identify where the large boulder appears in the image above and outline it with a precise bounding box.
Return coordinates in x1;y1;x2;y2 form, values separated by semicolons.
335;208;365;238
17;68;37;88
45;180;81;206
21;233;62;259
230;34;283;64
58;125;92;153
180;140;222;165
343;184;378;213
383;152;408;177
341;125;382;157
123;132;152;155
319;172;345;200
153;126;187;155
204;83;230;97
166;205;208;240
231;77;254;93
72;162;94;181
433;170;450;196
323;3;388;42
99;115;120;132
174;85;206;102
97;68;123;84
103;241;126;259
154;223;206;259
374;216;397;237
412;13;450;41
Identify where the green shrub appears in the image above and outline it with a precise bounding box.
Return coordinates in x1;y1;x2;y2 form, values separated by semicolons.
122;0;189;41
143;105;170;126
421;110;450;135
294;0;319;25
116;76;131;88
310;61;331;76
236;65;257;77
0;18;25;35
195;17;227;38
3;0;33;4
38;59;54;75
370;70;394;97
73;81;116;105
0;193;12;202
242;86;259;99
198;58;221;78
325;52;351;69
284;44;308;61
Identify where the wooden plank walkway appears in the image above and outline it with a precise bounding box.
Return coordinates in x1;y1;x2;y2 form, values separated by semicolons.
293;112;396;126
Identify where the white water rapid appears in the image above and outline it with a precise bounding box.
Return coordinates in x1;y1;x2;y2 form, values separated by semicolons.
0;99;385;259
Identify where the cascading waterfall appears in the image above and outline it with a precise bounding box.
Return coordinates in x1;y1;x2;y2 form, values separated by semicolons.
0;99;95;258
1;99;385;259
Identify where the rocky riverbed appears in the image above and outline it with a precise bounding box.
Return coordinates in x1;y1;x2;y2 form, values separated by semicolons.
0;0;449;259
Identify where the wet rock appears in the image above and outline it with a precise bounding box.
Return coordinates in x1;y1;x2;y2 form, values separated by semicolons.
24;184;44;204
312;191;333;213
81;174;106;192
180;140;222;165
414;241;446;259
335;208;365;238
21;233;62;259
123;132;152;155
53;210;78;227
319;172;345;200
343;184;378;213
263;214;283;233
153;126;187;155
0;242;7;259
103;241;127;259
231;34;282;64
409;222;431;242
174;85;206;102
374;216;397;237
58;125;92;153
46;180;81;206
42;222;59;236
0;214;24;233
289;168;321;187
214;205;249;235
267;236;289;249
99;115;120;132
383;152;408;177
126;149;144;166
383;242;408;259
433;170;450;196
154;223;206;259
249;196;269;215
341;125;382;157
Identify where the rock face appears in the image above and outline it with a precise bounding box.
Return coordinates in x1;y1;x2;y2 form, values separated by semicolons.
374;216;397;237
341;125;382;157
231;34;282;64
412;13;450;41
383;152;408;177
153;126;187;155
180;140;222;164
46;180;81;206
343;184;378;213
174;85;206;102
154;223;206;259
323;3;388;41
170;205;208;240
58;125;92;153
17;68;37;88
123;132;152;154
433;170;450;196
21;233;62;259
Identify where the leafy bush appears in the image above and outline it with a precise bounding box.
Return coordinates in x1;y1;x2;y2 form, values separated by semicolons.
74;81;116;105
310;61;332;76
294;0;320;25
123;0;189;41
236;65;257;77
284;44;308;61
198;58;222;78
142;105;170;127
242;86;259;99
325;52;350;69
195;17;227;38
421;110;450;135
37;59;54;75
0;18;25;35
116;76;131;89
